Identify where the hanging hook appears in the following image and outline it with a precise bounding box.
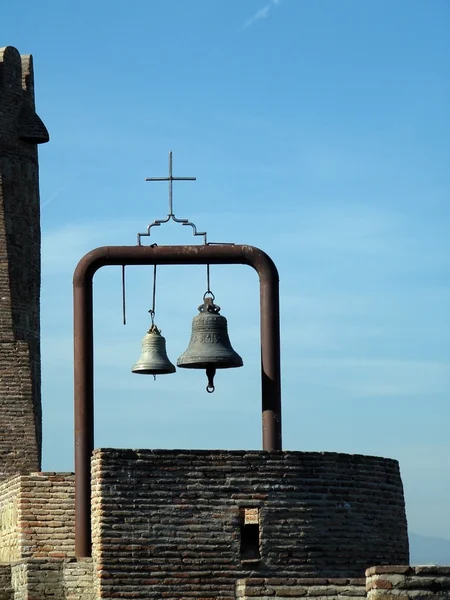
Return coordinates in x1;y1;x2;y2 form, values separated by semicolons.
152;264;157;315
146;264;158;332
203;263;216;303
203;290;215;302
147;263;157;329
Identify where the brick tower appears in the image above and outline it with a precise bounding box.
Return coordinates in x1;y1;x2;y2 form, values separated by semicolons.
0;46;49;478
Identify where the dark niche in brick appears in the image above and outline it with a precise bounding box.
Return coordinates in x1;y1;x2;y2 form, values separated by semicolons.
240;507;261;562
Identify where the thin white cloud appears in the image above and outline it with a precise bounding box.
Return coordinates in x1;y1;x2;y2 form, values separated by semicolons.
41;184;71;211
242;0;281;30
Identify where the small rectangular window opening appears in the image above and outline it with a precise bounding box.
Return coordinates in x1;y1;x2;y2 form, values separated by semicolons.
240;508;261;561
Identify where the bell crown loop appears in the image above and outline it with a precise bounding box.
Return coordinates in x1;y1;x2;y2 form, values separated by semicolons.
199;295;220;315
147;322;161;335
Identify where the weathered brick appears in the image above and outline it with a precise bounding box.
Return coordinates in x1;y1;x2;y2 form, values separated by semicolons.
91;449;408;599
0;46;48;481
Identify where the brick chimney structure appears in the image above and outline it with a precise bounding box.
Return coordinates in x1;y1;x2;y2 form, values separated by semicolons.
0;46;49;478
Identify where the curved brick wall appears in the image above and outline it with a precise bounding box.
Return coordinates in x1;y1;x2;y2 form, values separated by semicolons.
92;449;409;599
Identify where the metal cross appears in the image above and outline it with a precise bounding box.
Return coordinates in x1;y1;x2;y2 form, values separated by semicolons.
146;151;196;217
138;151;206;244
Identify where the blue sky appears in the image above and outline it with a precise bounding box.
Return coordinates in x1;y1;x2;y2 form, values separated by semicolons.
2;0;450;548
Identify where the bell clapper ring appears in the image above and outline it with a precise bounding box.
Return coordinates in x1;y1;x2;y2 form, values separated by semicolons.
206;365;216;393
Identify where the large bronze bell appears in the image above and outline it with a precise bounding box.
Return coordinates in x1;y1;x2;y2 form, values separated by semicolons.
177;296;243;392
132;324;176;375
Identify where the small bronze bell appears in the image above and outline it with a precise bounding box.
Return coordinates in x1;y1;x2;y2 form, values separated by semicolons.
132;324;176;375
177;296;243;392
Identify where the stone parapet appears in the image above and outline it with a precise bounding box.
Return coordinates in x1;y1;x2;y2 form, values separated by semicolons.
236;577;366;600
92;448;408;599
366;565;450;599
10;558;93;600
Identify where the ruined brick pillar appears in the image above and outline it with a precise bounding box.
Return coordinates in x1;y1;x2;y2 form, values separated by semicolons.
0;46;49;478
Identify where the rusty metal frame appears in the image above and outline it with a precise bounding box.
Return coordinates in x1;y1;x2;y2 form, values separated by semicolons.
73;244;282;558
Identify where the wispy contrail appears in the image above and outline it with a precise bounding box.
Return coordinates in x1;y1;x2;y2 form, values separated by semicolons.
241;0;281;30
41;184;70;211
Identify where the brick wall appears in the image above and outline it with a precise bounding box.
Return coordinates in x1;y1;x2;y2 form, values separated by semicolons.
366;566;450;599
19;473;75;559
0;566;12;600
0;46;48;479
236;577;366;600
0;476;21;562
92;449;409;600
63;558;95;600
0;473;75;562
9;563;25;599
10;558;94;600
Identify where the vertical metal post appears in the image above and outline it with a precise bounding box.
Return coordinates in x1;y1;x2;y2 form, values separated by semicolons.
73;244;281;557
74;267;94;559
260;266;282;451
